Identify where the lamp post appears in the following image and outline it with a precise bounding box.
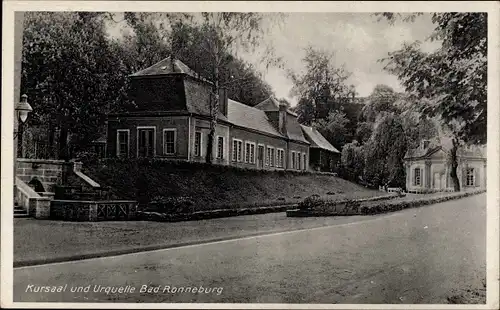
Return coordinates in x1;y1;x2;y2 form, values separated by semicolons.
14;94;32;206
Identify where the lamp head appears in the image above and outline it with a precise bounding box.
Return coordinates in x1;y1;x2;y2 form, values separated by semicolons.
16;94;32;123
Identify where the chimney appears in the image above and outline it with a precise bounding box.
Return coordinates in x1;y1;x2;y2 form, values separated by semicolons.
218;87;228;117
278;103;288;135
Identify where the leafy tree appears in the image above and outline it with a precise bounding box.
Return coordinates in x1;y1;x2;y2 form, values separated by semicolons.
290;47;355;125
401;111;439;151
363;115;407;188
313;110;350;150
380;13;486;191
355;122;373;144
163;13;281;163
361;84;401;122
340;140;365;183
22;12;117;159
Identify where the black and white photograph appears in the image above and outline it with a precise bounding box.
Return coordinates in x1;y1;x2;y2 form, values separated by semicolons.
1;1;499;308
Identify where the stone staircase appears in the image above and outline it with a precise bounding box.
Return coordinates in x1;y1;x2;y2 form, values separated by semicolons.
14;204;30;218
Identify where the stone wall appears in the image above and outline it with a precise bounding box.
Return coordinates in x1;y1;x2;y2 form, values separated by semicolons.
51;200;138;221
16;159;71;193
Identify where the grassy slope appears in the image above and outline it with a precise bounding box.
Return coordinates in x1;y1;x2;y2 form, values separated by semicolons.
83;159;380;210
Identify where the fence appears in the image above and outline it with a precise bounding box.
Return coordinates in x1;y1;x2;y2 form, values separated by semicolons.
50;200;138;221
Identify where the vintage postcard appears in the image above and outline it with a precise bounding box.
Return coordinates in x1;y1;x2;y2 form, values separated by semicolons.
1;1;499;309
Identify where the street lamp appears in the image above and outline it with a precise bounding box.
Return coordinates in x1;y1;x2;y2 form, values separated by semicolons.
14;94;32;207
16;94;32;124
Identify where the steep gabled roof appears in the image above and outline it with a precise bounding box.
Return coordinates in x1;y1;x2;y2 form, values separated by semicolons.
254;96;298;117
227;99;284;137
254;97;308;143
300;125;340;154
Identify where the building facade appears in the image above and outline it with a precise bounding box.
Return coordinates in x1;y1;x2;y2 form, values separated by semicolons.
106;57;336;171
404;140;486;193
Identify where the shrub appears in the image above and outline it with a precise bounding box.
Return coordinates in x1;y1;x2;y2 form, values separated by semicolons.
149;196;195;214
343;199;361;214
298;194;324;210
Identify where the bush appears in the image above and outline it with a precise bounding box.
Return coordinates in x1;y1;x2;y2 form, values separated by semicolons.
343;199;361;214
149;196;195;214
298;194;323;210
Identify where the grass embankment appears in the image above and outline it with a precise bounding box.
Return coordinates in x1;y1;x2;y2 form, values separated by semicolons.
82;158;381;211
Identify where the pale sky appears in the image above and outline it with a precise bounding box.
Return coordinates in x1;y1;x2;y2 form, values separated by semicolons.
241;13;441;106
107;13;441;107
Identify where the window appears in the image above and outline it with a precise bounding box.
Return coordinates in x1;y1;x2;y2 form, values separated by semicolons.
466;168;475;186
296;152;301;170
422;140;430;149
303;153;307;170
194;132;202;157
266;146;275;167
116;130;129;157
137;127;155;157
244;142;255;163
414;168;421;186
232;139;243;162
217;136;224;159
276;149;285;168
291;151;296;169
250;143;255;163
163;129;176;155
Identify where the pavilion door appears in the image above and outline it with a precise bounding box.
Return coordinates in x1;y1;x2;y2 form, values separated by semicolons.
138;128;155;157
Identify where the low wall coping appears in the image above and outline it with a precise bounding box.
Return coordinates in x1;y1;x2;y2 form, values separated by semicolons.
52;200;137;204
74;170;101;188
16;177;42;198
17;158;70;164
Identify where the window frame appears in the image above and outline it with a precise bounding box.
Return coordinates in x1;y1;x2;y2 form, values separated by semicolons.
267;146;275;167
162;128;177;155
194;131;203;157
276;148;285;168
232;139;243;162
414;167;421;186
136;126;156;158
466;167;475;186
244;141;255;164
116;129;130;158
216;136;224;159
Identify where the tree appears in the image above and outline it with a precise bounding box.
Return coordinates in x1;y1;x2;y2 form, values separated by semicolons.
167;13;280;163
363;115;407;188
361;84;401;122
401;111;439;151
340;140;365;183
22;12;118;159
290;47;355;125
355;122;373;144
313;110;350;150
380;13;486;191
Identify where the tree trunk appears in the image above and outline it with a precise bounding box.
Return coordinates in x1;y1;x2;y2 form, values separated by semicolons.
206;89;219;164
449;137;461;192
205;51;220;164
58;122;69;161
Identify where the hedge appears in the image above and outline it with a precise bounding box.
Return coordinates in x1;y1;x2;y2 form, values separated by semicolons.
287;190;485;217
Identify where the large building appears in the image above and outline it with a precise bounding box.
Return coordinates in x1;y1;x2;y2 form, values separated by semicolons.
404;140;486;193
106;57;339;171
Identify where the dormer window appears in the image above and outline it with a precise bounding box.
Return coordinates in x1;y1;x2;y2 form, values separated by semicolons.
422;140;430;150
